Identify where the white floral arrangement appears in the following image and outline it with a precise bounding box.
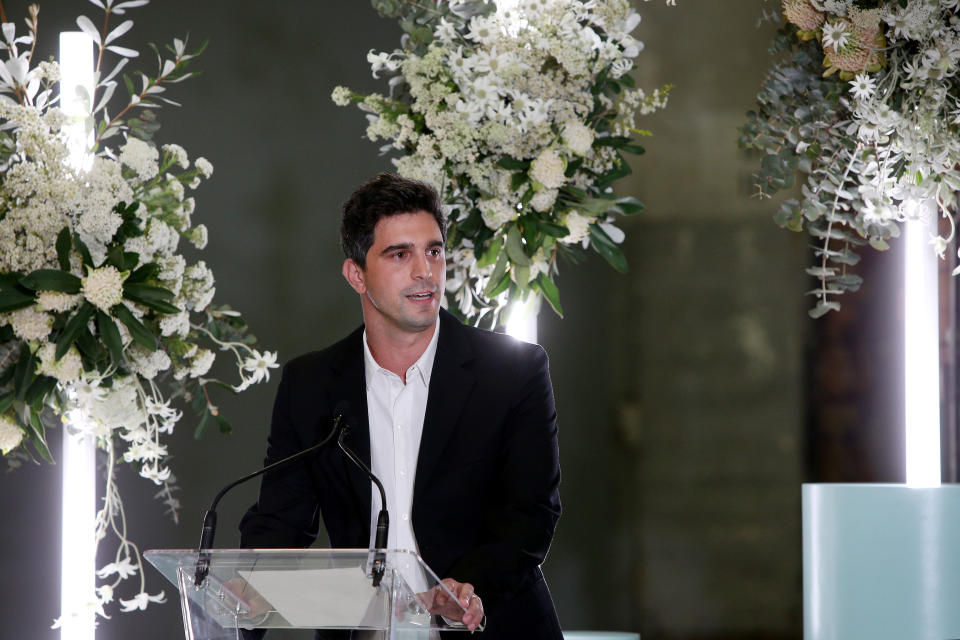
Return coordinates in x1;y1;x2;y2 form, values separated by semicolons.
0;0;276;624
740;0;960;316
334;0;673;325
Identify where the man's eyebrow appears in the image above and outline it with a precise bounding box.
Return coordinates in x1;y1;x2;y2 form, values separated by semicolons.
380;243;414;255
379;240;444;254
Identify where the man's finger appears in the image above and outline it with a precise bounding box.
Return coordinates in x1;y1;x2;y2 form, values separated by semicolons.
463;593;483;630
456;581;475;608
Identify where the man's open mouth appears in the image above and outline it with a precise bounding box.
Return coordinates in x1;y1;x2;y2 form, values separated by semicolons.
407;292;434;301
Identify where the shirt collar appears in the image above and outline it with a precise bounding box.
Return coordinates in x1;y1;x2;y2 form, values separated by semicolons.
363;317;440;388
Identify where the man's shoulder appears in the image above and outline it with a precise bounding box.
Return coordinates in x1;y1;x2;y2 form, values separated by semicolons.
440;309;547;367
282;324;364;378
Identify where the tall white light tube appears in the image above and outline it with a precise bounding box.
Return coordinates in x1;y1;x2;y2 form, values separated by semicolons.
59;32;97;640
60;32;95;170
904;211;941;487
506;297;539;344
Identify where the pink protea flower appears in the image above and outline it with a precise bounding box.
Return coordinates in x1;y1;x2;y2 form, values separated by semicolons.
821;12;886;75
782;0;825;31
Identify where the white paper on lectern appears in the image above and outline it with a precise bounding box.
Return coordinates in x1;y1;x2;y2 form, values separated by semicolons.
238;566;381;627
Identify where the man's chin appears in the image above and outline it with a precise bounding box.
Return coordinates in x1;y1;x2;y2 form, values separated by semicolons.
399;307;440;332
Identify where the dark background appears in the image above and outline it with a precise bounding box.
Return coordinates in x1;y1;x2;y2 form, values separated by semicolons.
0;1;912;639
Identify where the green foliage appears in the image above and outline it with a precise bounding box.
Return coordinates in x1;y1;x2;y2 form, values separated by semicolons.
739;24;888;316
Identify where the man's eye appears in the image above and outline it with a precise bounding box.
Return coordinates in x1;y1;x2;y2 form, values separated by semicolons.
428;249;442;257
393;251;407;259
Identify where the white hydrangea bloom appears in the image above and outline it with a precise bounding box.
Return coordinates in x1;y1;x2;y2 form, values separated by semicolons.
530;188;558;213
561;210;591;244
159;310;189;338
331;86;351;106
119;137;159;181
182;261;215;311
37;291;82;313
167;176;185;201
157;255;186;282
162;143;188;169
9;306;53;341
37;342;83;384
82;265;127;313
188;348;215;378
145;219;180;256
479;199;518;230
562;120;595;155
194;157;214;179
128;346;172;380
187;224;208;250
530;148;567;189
0;414;22;453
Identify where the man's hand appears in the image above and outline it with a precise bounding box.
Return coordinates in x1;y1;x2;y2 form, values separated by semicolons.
428;578;484;630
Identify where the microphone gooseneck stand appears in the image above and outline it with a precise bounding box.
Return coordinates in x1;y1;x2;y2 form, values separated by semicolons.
337;426;390;587
193;414;344;587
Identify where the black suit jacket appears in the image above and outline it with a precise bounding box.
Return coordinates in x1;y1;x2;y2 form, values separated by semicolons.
239;309;563;639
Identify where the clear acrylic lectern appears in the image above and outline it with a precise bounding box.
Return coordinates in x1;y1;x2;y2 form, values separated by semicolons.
145;548;482;640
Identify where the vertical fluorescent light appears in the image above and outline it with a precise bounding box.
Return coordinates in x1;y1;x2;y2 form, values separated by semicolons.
60;32;94;170
904;206;941;487
506;297;538;343
60;32;97;640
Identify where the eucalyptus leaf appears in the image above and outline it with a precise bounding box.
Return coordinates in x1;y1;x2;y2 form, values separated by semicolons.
536;274;563;317
614;197;645;215
483;251;509;297
484;270;511;299
215;414;232;435
26;410;53;464
193;410;210;439
588;225;628;273
505;225;531;266
809;301;841;318
476;240;500;268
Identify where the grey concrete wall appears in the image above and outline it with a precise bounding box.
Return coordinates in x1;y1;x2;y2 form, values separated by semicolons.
0;2;808;639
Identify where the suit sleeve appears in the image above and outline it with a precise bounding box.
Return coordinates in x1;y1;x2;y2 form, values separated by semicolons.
238;362;322;549
445;344;562;613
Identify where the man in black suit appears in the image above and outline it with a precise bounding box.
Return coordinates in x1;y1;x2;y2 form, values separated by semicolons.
240;173;563;638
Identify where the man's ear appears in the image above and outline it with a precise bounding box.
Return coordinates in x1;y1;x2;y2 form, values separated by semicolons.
342;259;366;294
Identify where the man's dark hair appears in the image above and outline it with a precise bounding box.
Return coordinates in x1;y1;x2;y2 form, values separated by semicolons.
340;173;446;268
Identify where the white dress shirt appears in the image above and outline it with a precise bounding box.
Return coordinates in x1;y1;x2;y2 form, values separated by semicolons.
363;319;440;593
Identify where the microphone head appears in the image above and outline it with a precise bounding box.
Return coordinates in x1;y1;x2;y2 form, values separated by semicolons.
333;400;352;424
332;400;353;437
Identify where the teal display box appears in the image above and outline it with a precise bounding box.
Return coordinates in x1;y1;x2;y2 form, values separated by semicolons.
802;483;960;640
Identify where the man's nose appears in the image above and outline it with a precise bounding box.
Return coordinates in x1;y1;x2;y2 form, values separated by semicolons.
412;252;432;279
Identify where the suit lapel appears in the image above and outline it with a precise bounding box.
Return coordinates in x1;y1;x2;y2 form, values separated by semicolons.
328;326;372;528
414;310;476;501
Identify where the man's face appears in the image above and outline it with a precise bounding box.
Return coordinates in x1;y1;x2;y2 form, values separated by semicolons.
343;210;446;335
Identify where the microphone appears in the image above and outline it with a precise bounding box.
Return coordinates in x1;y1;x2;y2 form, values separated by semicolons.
336;416;389;588
193;407;347;587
